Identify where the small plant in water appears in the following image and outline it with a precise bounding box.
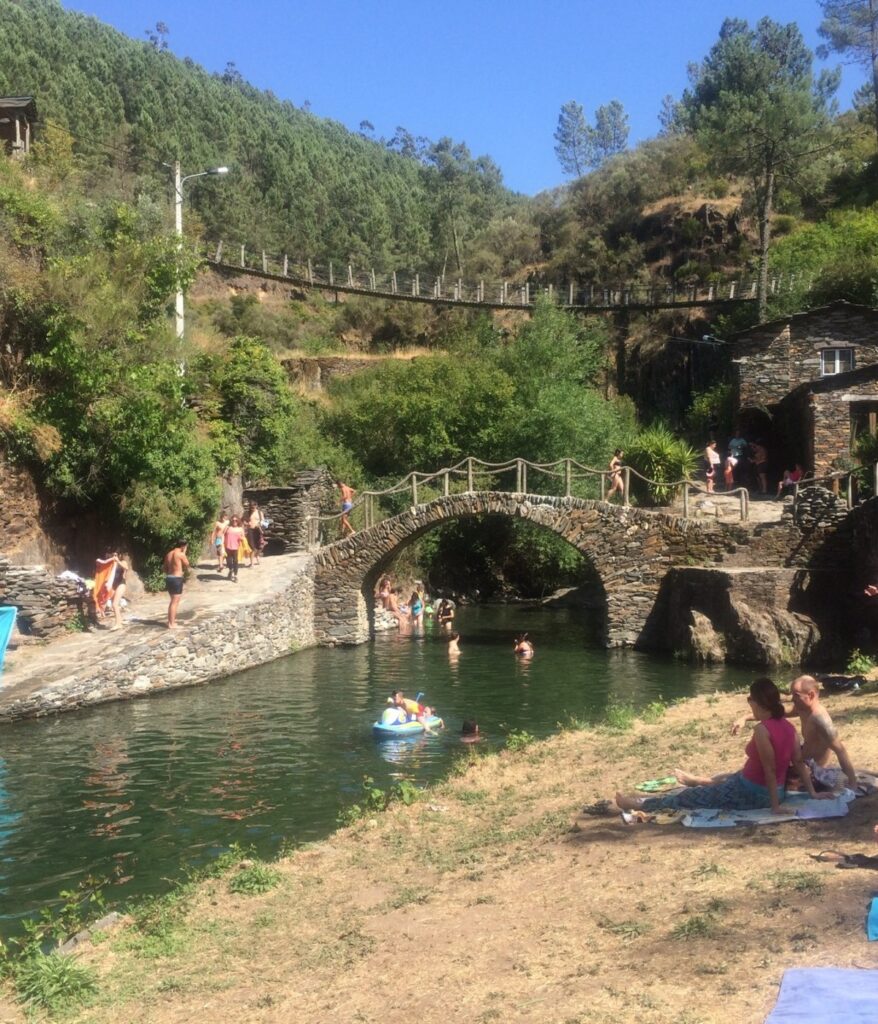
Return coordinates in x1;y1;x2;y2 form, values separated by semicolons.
505;730;536;752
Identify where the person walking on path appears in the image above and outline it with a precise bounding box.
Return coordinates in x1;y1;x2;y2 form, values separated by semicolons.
246;504;263;566
607;450;625;502
336;482;356;537
224;515;245;582
163;540;189;629
211;511;229;572
108;551;129;631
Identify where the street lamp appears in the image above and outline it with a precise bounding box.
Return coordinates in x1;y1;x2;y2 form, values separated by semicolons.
170;161;229;340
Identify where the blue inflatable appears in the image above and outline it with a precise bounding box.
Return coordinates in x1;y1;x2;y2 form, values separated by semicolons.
373;715;443;739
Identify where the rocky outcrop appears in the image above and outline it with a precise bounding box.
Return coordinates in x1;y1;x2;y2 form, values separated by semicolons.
650;567;830;667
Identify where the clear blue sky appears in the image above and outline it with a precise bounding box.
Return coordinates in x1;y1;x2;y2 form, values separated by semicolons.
62;1;862;195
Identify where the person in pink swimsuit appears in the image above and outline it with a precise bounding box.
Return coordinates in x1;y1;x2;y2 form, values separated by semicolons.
615;678;827;813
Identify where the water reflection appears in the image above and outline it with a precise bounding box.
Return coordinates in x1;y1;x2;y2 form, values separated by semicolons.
0;605;749;930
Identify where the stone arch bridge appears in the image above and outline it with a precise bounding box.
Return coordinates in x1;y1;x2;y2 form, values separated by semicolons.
312;491;749;647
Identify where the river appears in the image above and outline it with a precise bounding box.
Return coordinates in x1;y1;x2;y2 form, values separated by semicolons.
0;605;750;931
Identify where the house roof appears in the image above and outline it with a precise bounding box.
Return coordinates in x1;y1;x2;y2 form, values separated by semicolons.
0;97;37;119
729;300;878;341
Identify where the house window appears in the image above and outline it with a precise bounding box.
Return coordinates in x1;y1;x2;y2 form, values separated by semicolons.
820;348;854;375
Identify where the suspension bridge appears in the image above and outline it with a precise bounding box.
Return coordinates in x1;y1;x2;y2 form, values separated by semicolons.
204;242;804;313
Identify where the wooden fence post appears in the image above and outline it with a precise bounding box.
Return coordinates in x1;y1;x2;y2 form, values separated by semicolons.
411;475;418;506
682;483;689;518
600;473;607;502
414;273;419;297
370;268;376;290
443;470;450;497
516;459;523;492
262;251;268;273
240;244;245;268
308;259;314;285
392;271;398;294
215;240;223;262
564;459;572;497
521;461;528;492
329;261;334;286
623;468;630;507
467;457;474;492
283;254;289;277
569;282;574;305
347;264;354;287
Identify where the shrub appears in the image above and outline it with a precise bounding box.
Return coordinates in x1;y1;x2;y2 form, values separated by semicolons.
228;863;281;896
13;953;97;1013
625;425;698;505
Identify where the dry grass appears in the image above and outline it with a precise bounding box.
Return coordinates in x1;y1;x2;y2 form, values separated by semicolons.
16;689;878;1024
641;193;743;218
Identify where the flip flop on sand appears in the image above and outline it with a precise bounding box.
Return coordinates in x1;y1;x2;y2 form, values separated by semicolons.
635;776;678;792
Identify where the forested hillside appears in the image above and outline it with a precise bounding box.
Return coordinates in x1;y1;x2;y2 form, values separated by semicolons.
0;0;515;274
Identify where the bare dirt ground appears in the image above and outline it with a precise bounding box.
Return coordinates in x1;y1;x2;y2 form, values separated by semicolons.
6;688;878;1024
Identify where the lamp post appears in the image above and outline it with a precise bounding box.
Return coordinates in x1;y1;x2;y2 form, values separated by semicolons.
171;161;229;340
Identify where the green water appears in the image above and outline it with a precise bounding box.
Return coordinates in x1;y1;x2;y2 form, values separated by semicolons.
0;606;750;930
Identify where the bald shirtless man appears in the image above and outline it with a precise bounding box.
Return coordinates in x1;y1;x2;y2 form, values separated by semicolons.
787;675;857;790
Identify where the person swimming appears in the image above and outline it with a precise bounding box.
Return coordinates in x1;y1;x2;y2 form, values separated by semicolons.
513;634;534;657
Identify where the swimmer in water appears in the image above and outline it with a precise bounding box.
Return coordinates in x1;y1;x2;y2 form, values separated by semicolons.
513;634;534;657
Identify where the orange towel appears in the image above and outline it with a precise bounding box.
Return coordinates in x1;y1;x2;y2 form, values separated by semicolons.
93;557;116;611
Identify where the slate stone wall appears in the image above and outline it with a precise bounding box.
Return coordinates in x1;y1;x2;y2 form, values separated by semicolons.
0;557;83;639
0;558;316;723
734;305;878;410
244;468;334;553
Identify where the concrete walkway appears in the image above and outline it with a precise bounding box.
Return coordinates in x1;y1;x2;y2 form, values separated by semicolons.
0;553;311;719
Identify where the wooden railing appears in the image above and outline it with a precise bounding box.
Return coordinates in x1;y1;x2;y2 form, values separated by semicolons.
307;456;752;547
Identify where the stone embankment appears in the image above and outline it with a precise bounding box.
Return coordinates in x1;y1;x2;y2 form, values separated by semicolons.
0;553;317;724
0;557;83;639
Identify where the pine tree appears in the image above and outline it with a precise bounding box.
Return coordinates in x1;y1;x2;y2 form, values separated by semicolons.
817;0;878;147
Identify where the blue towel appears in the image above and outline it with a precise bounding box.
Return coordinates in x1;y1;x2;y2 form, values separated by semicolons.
868;898;878;942
0;606;15;676
766;967;878;1022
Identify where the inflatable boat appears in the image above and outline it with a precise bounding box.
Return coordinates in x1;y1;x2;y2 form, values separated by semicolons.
372;715;443;739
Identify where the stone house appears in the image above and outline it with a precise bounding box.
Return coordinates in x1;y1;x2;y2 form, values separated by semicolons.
729;301;878;478
0;96;37;158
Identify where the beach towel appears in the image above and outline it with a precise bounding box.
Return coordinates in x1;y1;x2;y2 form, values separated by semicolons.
765;967;878;1022
93;557;116;612
682;793;852;828
868;898;878;942
0;606;15;675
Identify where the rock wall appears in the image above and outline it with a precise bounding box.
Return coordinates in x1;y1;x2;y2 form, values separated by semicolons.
282;356;377;392
0;559;316;723
244;468;333;553
0;557;83;638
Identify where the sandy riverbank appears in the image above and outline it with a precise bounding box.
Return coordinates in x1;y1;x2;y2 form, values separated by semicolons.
5;686;878;1024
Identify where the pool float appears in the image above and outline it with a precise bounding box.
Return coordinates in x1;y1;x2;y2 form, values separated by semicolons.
373;715;443;739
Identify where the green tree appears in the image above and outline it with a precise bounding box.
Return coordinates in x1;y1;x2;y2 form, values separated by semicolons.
554;101;593;178
682;17;838;320
593;100;629;163
818;0;878;147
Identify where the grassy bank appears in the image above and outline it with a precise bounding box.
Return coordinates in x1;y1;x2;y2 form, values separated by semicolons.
5;688;878;1023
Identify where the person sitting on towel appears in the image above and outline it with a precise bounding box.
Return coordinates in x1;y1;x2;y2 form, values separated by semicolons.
727;674;856;791
615;678;829;814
